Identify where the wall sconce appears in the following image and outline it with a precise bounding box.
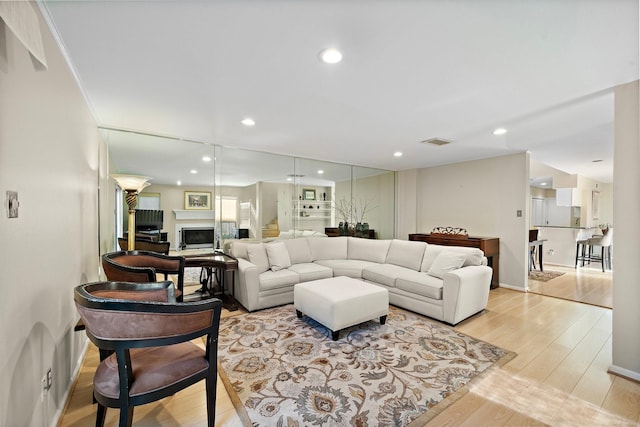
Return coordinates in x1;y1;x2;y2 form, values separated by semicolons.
112;174;151;250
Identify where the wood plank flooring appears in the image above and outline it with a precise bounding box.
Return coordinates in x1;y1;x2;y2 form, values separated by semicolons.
59;280;639;426
528;264;612;308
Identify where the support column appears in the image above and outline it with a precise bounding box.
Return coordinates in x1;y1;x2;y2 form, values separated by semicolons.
610;80;640;380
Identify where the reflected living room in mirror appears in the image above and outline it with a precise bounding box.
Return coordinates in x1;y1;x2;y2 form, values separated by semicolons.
101;128;396;255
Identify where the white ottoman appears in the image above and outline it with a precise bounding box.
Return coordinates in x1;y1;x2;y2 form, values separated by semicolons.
294;276;389;340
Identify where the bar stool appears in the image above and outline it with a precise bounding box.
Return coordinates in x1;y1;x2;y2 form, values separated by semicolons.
575;228;593;268
585;229;613;272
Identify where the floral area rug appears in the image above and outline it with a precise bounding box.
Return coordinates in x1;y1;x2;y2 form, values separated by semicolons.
183;267;203;284
528;270;565;283
217;304;515;426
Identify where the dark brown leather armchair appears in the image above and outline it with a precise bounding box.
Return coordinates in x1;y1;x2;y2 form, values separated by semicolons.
102;251;185;301
74;281;222;427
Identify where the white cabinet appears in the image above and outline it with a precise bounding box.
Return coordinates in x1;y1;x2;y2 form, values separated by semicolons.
556;188;582;207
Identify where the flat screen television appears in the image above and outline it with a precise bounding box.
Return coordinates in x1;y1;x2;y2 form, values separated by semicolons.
135;209;163;231
180;227;214;249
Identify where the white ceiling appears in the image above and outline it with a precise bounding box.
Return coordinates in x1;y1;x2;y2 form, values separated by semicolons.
41;0;638;185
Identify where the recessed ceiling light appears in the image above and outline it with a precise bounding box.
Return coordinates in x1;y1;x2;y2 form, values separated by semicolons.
241;118;255;126
319;48;342;64
190;170;198;174
493;128;507;135
176;180;181;186
317;170;324;174
394;151;403;157
286;177;293;182
541;182;547;186
202;156;211;162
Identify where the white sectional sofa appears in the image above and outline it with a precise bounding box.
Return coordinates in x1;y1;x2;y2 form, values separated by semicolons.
230;236;493;325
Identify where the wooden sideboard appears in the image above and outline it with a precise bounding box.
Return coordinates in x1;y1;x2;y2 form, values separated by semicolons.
409;233;500;288
325;227;376;239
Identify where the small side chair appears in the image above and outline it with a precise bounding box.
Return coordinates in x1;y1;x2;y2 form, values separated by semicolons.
74;281;223;427
118;238;171;255
102;250;185;301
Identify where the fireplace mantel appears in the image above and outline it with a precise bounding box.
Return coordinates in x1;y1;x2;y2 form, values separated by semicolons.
173;210;215;221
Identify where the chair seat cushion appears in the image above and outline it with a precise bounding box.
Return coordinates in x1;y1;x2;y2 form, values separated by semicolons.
94;342;207;398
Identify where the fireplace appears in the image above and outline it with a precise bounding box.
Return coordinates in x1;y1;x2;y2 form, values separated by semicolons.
180;227;215;249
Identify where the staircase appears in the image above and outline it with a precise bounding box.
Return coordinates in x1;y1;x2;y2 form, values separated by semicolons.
262;218;280;238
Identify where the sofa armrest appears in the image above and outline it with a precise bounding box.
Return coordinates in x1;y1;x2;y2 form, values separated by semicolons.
442;265;492;324
234;258;260;311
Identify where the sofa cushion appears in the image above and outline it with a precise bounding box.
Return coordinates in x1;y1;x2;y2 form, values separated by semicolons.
281;237;313;264
230;240;250;260
347;237;391;264
265;242;292;271
247;243;270;274
420;245;485;272
362;263;414;287
427;250;467;279
314;259;378;279
385;240;427;271
307;236;348;261
259;269;299;291
395;271;444;300
288;263;333;282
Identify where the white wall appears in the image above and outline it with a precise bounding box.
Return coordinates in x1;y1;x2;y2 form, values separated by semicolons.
0;6;100;426
398;153;530;290
350;172;396;239
334;172;396;239
611;80;640;380
395;169;418;239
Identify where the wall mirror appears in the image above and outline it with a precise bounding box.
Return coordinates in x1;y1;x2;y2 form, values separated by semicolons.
99;128;395;254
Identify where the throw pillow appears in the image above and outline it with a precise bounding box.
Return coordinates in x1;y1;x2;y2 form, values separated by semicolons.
265;242;292;272
427;250;467;279
247;243;270;274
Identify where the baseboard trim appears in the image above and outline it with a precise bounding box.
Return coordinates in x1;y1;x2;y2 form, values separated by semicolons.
52;338;89;427
498;283;526;292
608;364;640;383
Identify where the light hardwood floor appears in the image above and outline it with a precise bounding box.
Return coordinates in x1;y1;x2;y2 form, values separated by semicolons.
60;283;639;426
528;263;613;308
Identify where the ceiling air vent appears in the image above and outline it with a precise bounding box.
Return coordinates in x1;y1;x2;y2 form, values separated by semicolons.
421;138;452;146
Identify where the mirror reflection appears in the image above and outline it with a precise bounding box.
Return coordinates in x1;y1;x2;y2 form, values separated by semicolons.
101;128;395;253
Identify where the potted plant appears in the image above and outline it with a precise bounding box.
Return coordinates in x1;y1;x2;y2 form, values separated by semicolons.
334;198;352;235
353;197;376;237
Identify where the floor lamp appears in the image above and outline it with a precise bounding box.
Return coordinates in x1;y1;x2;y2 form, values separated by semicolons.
112;174;151;251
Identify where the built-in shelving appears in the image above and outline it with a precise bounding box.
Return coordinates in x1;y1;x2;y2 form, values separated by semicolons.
292;200;332;220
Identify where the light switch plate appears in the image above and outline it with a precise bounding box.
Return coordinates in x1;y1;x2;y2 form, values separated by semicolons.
516;210;522;217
